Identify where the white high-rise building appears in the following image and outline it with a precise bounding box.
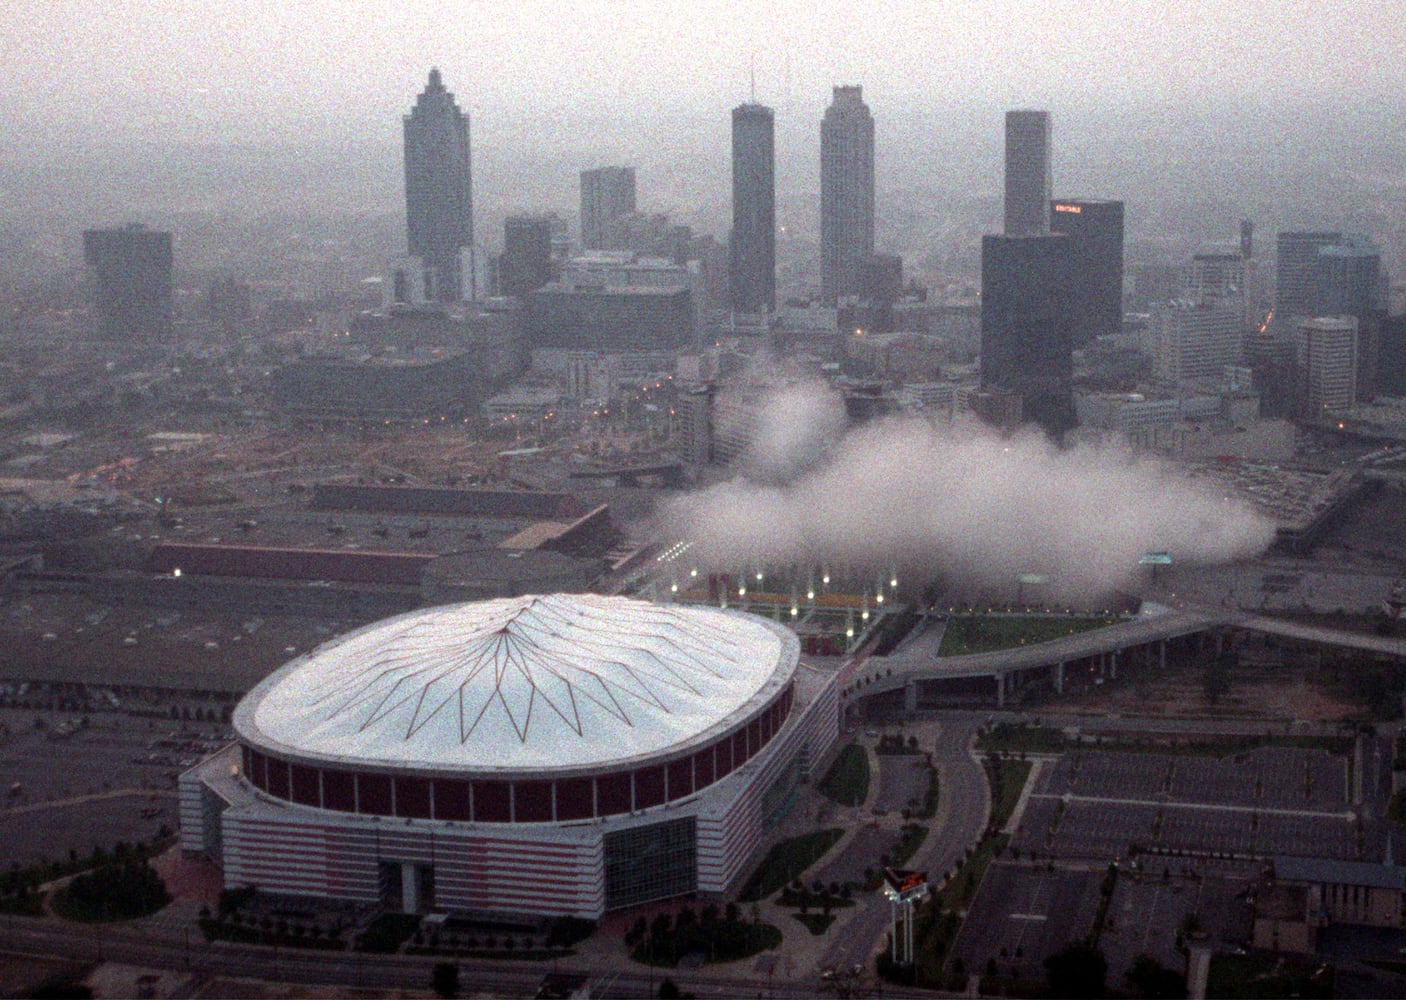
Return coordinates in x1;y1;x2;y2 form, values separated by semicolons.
1150;301;1243;385
1296;316;1358;414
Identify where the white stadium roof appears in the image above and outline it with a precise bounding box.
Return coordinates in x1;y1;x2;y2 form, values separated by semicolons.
236;593;796;774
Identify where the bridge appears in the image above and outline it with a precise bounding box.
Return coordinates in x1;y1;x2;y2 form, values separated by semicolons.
567;461;685;488
849;603;1406;711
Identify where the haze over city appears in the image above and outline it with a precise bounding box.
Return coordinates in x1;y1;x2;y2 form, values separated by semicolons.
2;2;1406;997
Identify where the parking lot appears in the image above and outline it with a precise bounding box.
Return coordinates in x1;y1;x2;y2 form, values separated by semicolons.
950;864;1103;981
0;707;225;869
1100;872;1253;984
873;755;931;814
1011;746;1358;863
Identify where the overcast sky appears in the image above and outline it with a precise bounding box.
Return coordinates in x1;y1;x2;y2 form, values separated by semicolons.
5;0;1403;146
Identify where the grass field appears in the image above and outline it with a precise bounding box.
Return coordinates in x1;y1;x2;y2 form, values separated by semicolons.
738;828;844;901
819;743;870;806
984;758;1032;830
938;615;1118;657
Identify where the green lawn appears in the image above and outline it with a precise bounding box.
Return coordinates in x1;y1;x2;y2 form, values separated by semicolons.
938;616;1118;657
1206;953;1332;999
891;824;929;870
819;743;870;806
985;758;1032;830
738;828;844;901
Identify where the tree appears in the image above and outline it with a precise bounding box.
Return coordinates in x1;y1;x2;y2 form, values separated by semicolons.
1126;954;1187;999
431;962;459;998
1043;942;1107;998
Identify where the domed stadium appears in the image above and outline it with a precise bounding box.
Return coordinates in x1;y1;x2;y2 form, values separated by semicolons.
181;594;840;918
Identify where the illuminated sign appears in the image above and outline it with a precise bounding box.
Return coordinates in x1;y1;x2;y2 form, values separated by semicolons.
882;867;930;902
1053;203;1082;214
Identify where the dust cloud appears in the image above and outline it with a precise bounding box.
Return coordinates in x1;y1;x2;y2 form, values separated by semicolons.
662;382;1275;603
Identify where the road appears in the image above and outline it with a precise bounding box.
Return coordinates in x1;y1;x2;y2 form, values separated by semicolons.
817;716;989;974
865;603;1406;696
0;911;946;999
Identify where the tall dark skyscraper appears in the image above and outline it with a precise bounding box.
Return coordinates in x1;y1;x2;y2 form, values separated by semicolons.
1049;198;1124;343
82;224;173;342
1004;110;1051;236
729;102;775;314
403;68;473;303
820;85;875;305
1315;237;1381;317
980;234;1077;438
501;215;555;298
579;167;636;251
1274;231;1342;319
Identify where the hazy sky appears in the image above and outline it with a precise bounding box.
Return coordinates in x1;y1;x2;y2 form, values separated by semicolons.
5;0;1403;145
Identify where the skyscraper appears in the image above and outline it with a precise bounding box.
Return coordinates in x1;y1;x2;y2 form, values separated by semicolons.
729;102;775;314
580;167;636;251
1150;300;1243;385
1004;111;1051;237
1315;237;1382;318
403;68;473;303
82;224;173;342
1049;198;1124;343
820;85;875;305
501;215;555;298
1316;237;1382;400
979;234;1077;437
1296;316;1358;414
1274;231;1342;319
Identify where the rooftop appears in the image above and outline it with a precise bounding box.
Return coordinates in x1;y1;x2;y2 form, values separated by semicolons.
235;594;796;776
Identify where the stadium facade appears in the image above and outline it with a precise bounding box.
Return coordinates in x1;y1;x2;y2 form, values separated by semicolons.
180;594;839;917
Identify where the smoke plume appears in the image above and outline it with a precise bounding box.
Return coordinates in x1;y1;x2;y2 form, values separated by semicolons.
662;383;1275;603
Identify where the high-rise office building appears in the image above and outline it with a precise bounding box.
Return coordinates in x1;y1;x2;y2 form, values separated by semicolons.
1187;253;1246;305
501;215;555;299
1049;198;1124;343
1317;237;1382;401
1275;231;1342;319
1004;111;1051;237
820;85;875;305
1150;301;1243;385
580;167;637;251
729;102;775;314
979;234;1076;437
1378;314;1406;398
1315;237;1382;318
1187;251;1249;332
403;68;473;303
1296;316;1358;414
82;224;173;342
